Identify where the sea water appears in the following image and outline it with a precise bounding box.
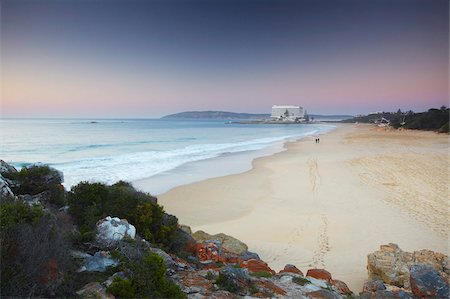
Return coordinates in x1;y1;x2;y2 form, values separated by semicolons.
0;119;335;193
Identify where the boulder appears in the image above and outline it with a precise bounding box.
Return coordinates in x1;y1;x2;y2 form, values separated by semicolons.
279;264;303;276
367;243;413;288
192;231;248;255
96;216;136;245
367;243;449;289
306;289;342;299
254;279;287;296
0;174;14;199
239;259;275;275
76;282;114;299
362;279;386;292
180;224;193;234
0;160;17;174
306;269;332;283
409;264;449;298
178;271;214;295
217;265;253;295
77;251;118;272
359;289;413;298
331;279;352;295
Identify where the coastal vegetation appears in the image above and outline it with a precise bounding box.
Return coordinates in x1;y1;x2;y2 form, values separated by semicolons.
343;107;449;133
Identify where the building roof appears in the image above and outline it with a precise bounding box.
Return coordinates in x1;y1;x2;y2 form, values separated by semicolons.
272;105;301;109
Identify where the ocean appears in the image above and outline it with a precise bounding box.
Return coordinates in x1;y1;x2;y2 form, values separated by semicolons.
0;119;335;194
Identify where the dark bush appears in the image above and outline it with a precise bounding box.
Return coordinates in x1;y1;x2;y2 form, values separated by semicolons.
0;200;72;297
439;121;449;133
107;277;135;298
109;252;185;299
2;165;65;207
68;181;178;249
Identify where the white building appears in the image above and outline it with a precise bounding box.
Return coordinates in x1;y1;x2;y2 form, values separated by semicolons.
271;105;306;120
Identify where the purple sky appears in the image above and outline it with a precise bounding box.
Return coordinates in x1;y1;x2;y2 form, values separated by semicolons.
1;0;448;117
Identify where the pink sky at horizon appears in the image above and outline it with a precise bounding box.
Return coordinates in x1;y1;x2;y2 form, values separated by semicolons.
1;0;448;118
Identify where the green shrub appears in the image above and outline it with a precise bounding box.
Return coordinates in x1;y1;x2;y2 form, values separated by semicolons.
0;199;44;232
114;253;185;299
68;181;178;249
292;276;310;286
250;271;272;278
107;277;135;298
68;182;109;232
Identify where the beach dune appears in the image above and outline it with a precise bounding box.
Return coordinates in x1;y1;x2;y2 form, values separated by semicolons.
154;124;448;291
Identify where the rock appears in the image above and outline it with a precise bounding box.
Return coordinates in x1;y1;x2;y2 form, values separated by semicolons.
0;160;17;174
360;289;413;298
367;243;413;288
78;251;118;272
0;174;14;199
180;224;193;234
306;269;332;283
179;271;214;295
255;280;287;296
409;264;449;298
147;246;175;268
18;191;50;206
96;216;136;245
239;259;275;275
76;282;114;299
412;249;449;279
307;289;342;299
331;279;352;295
367;243;449;289
362;279;386;292
239;251;260;261
307;276;329;289
217;265;252;295
193;230;248;255
196;240;223;263
279;264;303;276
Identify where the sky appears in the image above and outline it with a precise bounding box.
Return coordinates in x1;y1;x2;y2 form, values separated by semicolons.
1;0;448;118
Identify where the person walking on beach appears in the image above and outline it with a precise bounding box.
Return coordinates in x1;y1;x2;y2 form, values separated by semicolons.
318;138;320;143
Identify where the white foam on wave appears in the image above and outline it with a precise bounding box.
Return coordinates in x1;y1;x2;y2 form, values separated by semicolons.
55;124;335;188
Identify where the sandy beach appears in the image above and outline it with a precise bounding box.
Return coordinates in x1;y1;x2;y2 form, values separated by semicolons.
152;124;448;291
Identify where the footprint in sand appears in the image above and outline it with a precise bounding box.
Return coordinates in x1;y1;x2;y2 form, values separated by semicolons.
310;215;331;268
308;157;320;197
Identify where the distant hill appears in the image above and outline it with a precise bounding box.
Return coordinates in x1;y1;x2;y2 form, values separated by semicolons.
162;111;270;119
162;111;353;121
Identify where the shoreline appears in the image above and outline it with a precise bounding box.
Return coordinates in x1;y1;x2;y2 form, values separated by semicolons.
155;124;448;291
133;123;336;195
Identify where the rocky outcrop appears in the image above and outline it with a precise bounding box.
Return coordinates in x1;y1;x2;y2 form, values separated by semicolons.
410;264;449;298
239;259;275;275
365;244;449;298
0;174;14;199
0;160;17;174
307;268;332;283
72;250;119;272
367;243;449;289
279;264;303;276
96;216;136;245
192;230;248;255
